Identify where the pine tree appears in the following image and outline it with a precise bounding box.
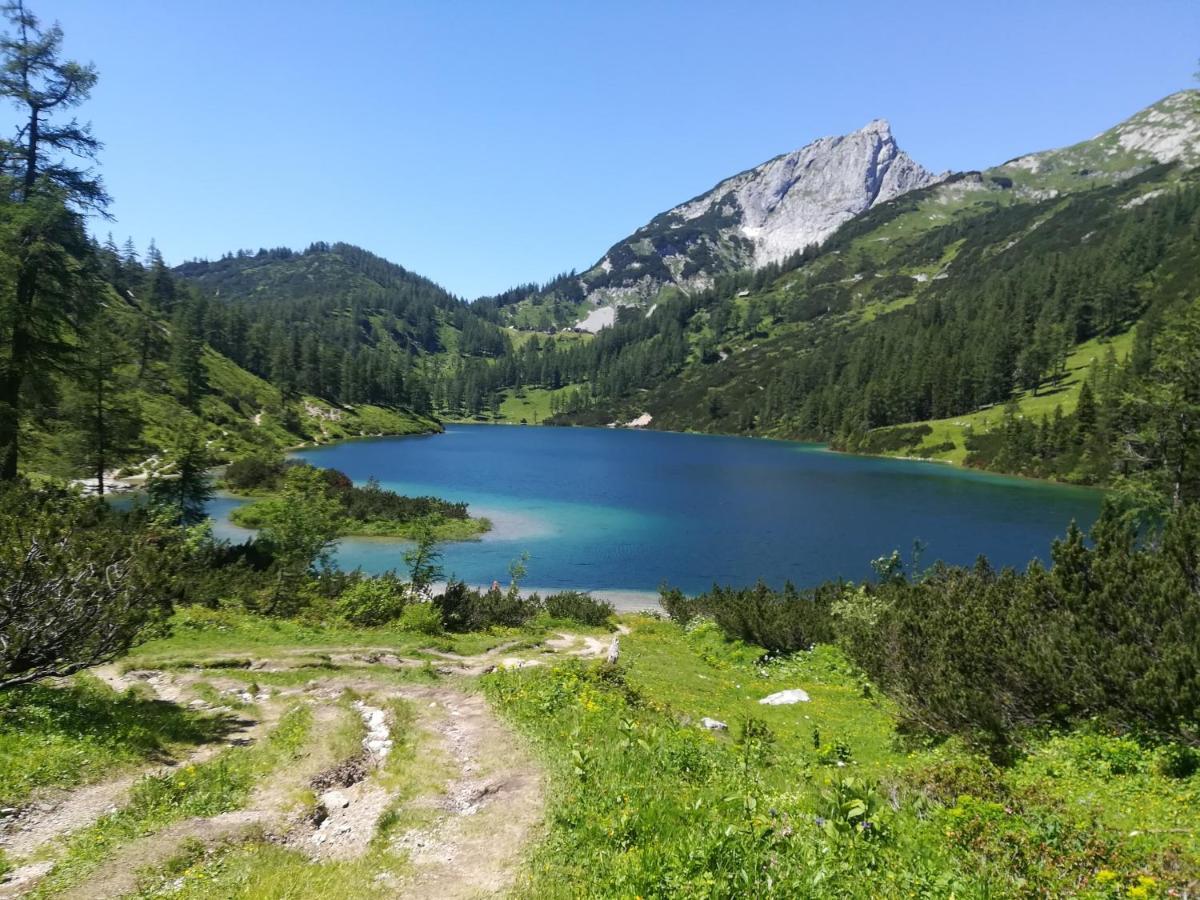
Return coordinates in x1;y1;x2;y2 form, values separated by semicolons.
0;1;106;479
62;308;142;494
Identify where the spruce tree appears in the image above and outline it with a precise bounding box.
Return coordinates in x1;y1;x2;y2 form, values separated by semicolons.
0;1;105;479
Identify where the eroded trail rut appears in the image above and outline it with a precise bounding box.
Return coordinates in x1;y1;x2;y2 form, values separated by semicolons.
0;632;614;898
390;686;543;899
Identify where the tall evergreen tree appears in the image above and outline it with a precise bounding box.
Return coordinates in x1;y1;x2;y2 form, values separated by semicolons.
0;1;105;479
61;306;142;494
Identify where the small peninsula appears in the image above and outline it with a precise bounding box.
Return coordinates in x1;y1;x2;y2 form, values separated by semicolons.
221;454;491;542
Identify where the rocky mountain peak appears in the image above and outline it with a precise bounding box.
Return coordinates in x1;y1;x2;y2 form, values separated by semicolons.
995;90;1200;189
558;120;939;327
717;118;936;267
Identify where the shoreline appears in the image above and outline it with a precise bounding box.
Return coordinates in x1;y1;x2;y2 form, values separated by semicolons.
426;581;662;613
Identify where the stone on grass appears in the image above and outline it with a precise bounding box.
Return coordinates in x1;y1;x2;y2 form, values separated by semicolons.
700;717;728;731
759;689;810;706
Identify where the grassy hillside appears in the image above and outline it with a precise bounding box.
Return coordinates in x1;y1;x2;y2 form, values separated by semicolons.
862;328;1137;464
19;282;438;484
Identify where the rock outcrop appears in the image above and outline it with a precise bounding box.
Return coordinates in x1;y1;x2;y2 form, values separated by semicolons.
568;119;938;328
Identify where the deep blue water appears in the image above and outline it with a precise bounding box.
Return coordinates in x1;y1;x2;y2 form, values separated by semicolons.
210;425;1101;604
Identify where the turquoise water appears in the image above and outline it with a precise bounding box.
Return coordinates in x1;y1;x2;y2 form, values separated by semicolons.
210;425;1101;602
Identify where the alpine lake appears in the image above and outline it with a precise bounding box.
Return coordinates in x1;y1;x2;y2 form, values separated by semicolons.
208;424;1102;609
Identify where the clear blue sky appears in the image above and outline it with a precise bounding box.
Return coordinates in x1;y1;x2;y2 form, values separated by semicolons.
12;0;1199;298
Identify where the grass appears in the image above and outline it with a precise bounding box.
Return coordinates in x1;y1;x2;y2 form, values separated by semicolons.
9;610;1195;896
498;386;577;425
866;328;1137;465
0;675;226;808
335;514;492;542
483;614;1199;897
125;607;562;670
126;693;445;898
30;704;314;897
131;842;400;899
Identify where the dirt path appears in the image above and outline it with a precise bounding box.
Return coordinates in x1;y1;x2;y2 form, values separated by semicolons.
0;669;270;897
62;702;349;900
389;685;544;899
2;627;624;898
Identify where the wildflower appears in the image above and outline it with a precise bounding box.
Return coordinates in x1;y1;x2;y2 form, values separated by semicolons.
813;816;826;827
1138;876;1157;887
1127;888;1148;899
1097;870;1118;884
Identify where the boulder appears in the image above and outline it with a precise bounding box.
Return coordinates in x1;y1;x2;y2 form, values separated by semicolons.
758;689;810;706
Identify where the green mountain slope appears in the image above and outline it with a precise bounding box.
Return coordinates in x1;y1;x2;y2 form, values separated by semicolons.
173;242;517;421
21;262;438;485
521;94;1200;486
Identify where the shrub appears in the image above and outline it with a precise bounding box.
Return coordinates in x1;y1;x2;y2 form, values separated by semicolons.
658;585;703;625
837;502;1200;748
397;601;443;636
660;581;838;652
435;581;542;632
544;591;614;626
222;454;287;492
0;484;181;689
334;576;407;626
470;587;543;629
1156;743;1200;779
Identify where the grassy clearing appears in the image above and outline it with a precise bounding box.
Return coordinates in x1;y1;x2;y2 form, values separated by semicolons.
484;615;1198;898
124;608;534;669
30;705;314;897
498;386;577;424
0;675;225;808
867;328;1137;464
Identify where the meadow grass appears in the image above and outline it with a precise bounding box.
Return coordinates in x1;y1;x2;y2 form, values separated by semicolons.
484;614;1198;898
30;704;313;896
867;328;1137;464
0;675;225;808
124;607;535;669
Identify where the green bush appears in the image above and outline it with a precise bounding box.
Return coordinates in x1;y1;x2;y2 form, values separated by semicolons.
544;591;614;626
1157;743;1200;779
222;454;287;492
435;581;542;632
836;502;1200;748
397;601;443;635
334;576;407;626
660;581;838;652
0;483;184;688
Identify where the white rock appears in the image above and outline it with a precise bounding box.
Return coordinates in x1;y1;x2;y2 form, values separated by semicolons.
321;790;350;810
758;689;811;706
700;717;728;730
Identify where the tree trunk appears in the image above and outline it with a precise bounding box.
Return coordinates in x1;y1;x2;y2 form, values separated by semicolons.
95;378;106;496
0;368;20;481
1;258;39;481
22;107;38;200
